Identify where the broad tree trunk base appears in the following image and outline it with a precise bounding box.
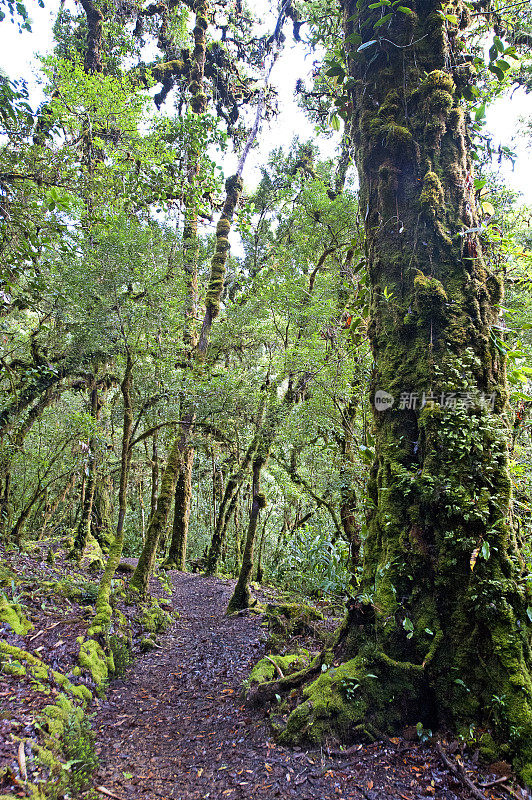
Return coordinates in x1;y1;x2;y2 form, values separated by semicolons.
254;606;532;783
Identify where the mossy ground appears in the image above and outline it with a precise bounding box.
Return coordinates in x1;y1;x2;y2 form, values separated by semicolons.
0;541;175;797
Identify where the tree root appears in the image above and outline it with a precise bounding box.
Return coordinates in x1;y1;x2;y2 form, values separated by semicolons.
246;655;323;706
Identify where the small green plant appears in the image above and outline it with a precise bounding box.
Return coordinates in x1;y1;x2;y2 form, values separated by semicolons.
416;721;433;743
108;634;131;677
340;672;378;702
62;711;99;794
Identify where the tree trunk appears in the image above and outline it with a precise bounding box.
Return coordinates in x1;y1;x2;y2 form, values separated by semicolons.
130;433;183;595
227;385;297;612
255;508;272;584
233;495;242;573
166;446;194;570
91;352;133;633
226;456;265;614
72;383;100;558
205;392;267;575
276;0;532;781
150;431;159;521
92;473;114;551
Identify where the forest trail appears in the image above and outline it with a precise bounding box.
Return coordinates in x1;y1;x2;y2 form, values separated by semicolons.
92;572;468;800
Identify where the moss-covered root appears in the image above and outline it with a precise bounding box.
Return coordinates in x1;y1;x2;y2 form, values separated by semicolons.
274;654;423;747
246;652;311;688
226;578;255;616
89;532;124;636
77;638;114;687
0;641;92;705
0;596;33;634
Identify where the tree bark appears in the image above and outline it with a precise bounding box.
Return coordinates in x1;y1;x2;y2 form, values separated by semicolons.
166;445;194;570
226;456;265;614
227;384;299;612
275;0;532;781
205;392;267;575
91;352;133;633
130;433;182;594
72;382;100;558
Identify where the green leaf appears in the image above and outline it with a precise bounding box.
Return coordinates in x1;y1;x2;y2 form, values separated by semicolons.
503;46;519;60
480;541;490;560
496;59;511;71
488;63;505;81
326;65;345;78
474;103;486;122
345;32;362;45
373;13;392;28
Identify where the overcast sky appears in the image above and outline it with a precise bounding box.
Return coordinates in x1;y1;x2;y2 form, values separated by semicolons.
0;0;531;202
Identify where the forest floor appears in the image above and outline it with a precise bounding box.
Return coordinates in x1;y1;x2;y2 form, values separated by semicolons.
92;568;524;800
0;546;529;800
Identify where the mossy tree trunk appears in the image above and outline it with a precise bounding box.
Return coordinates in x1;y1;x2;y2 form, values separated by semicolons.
72;381;101;559
227;384;299;613
226;455;266;614
92;473;114;552
91;351;133;633
130;433;183;595
149;430;159;522
166;445;194;570
275;0;532;780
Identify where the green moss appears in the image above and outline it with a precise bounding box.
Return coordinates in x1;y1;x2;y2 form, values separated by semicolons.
140;636;157;652
78;639;112;687
0;641;92;704
448;107;465;131
79;534;104;570
140;600;173;634
267;602;324;621
419;170;444;217
0;597;33;634
277;657;371;745
428;89;453;113
248;653;309;686
421;69;455;95
2;659;26;676
414;272;448;305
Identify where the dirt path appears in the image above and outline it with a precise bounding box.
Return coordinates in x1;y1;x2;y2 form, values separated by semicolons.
92;572;471;800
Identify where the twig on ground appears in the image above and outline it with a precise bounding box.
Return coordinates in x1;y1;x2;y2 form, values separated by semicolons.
326;744;363;758
264;655;284;678
478;777;509;789
436;742;486;800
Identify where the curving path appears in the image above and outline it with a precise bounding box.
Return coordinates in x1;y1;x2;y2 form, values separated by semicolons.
93;572;464;800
